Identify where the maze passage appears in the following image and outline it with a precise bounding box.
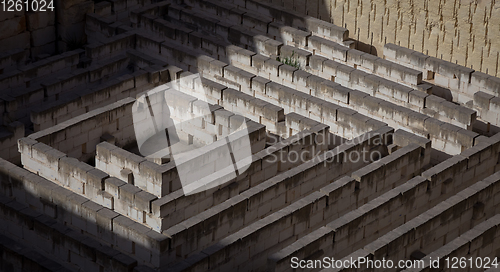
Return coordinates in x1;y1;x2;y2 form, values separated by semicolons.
1;0;500;271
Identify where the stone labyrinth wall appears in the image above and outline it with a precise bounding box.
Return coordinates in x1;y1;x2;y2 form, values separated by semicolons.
0;0;500;271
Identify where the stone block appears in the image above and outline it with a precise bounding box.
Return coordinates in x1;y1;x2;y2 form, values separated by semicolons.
360;53;379;71
105;177;127;199
264;39;283;56
96;208;119;234
320;81;349;104
135;191;158;213
423;57;444;76
456;129;478;147
322;59;339;77
474;91;494;110
425;95;446;112
346;49;365;66
408;90;428;108
383;43;399;60
291;70;309;88
392;85;412;103
308;55;326;73
252;54;269;72
336;64;355;82
410;51;429;68
471;72;491;89
374;59;393;77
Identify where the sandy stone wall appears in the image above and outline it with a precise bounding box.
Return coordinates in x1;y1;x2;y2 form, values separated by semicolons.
261;0;500;77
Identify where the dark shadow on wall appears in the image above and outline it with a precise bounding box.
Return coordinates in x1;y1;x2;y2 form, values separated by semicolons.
0;158;164;272
0;0;356;271
356;40;378;56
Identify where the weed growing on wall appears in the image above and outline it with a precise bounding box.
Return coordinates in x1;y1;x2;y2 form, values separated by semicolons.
276;51;301;69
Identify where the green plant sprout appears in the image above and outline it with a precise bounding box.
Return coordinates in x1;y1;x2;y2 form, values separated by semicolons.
276;51;301;69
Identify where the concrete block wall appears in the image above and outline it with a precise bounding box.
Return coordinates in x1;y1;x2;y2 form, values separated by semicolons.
134;83;267;149
131;12;383;140
394;129;432;167
141;67;287;137
27;97;136;162
162;0;476;131
28;49;169;132
0;46;159;165
0;10;31;54
286;35;423;88
473;91;500;127
1;49;82;123
400;214;500;272
150;123;330;232
268;133;500;271
132;84;267;196
96;142;152;189
0;232;75;272
0;157;169;270
194;54;385;140
164;126;358;262
130;8;475;152
2;1;498;270
177;137;430;271
134;84;218;146
0;0;94;58
0;196;138;272
285;112;329;137
17;138;164;232
253;0;500;79
130;3;477;143
384;43;500;105
185;0;349;46
31;69;136;131
352;143;426;203
336;171;500;272
166;126;395;268
0;9;176;167
245;54;475;153
85;33;136;60
281;113;338;153
0;48;29;72
221;87;287;134
95;121;263;198
305;60;477;153
0;122;25;164
86;0;158;44
308;57;476;130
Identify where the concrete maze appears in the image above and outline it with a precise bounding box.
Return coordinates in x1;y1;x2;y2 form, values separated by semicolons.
1;0;500;271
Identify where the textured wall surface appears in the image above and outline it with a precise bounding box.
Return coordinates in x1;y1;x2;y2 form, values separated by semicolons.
296;0;500;77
